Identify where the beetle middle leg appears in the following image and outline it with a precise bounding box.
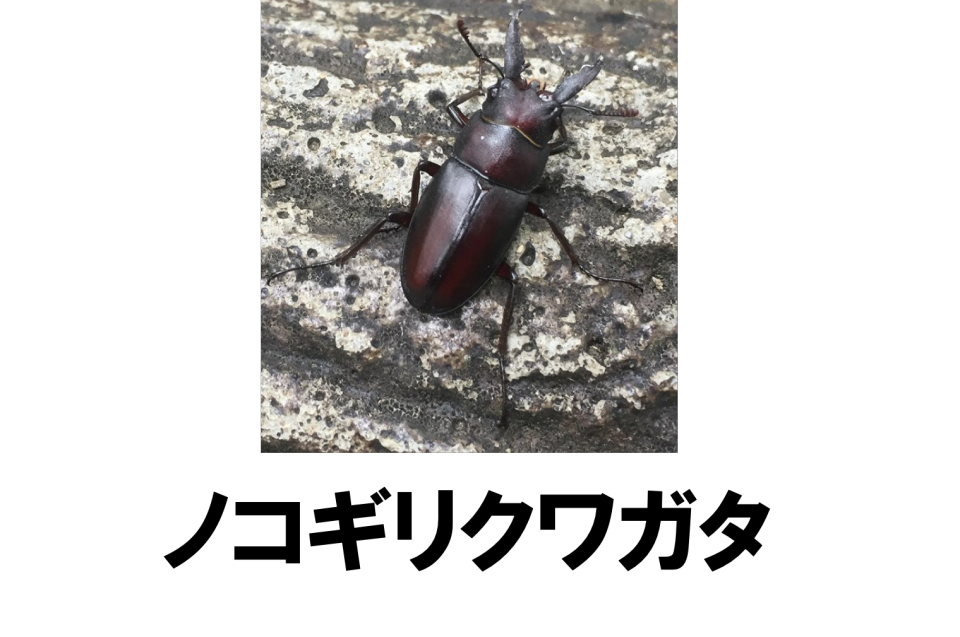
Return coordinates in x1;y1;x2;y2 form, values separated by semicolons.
494;261;518;429
524;201;643;291
266;161;440;284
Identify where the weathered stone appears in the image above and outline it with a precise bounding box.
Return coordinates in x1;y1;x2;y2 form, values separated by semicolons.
261;0;678;452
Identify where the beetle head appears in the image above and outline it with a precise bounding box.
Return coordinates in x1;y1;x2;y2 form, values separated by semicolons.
479;12;605;146
479;67;605;146
481;77;561;145
465;11;635;145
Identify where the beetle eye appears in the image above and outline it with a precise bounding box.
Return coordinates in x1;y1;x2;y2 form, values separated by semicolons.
539;93;551;102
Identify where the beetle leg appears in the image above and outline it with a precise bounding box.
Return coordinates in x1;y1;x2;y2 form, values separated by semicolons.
265;161;441;284
265;211;411;284
548;117;570;156
351;157;439;238
446;88;483;128
494;261;519;429
525;201;643;292
407;160;441;214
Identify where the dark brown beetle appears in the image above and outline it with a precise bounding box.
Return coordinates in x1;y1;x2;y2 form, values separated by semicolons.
268;10;641;427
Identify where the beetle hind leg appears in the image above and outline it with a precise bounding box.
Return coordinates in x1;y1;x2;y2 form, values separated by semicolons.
525;201;643;292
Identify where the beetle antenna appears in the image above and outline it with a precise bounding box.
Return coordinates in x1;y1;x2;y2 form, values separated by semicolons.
457;18;505;78
562;103;639;118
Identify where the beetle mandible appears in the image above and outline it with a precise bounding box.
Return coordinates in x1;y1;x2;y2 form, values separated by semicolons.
267;10;642;428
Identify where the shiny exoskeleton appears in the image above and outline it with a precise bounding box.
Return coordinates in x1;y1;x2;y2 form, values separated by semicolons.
267;11;641;428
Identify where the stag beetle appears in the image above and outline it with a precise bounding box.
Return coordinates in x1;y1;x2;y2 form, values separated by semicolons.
267;10;641;428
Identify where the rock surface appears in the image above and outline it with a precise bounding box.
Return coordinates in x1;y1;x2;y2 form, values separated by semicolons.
261;0;678;452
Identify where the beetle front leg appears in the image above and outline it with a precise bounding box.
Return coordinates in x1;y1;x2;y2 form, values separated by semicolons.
525;201;643;292
446;88;483;128
548;118;570;156
494;261;519;429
